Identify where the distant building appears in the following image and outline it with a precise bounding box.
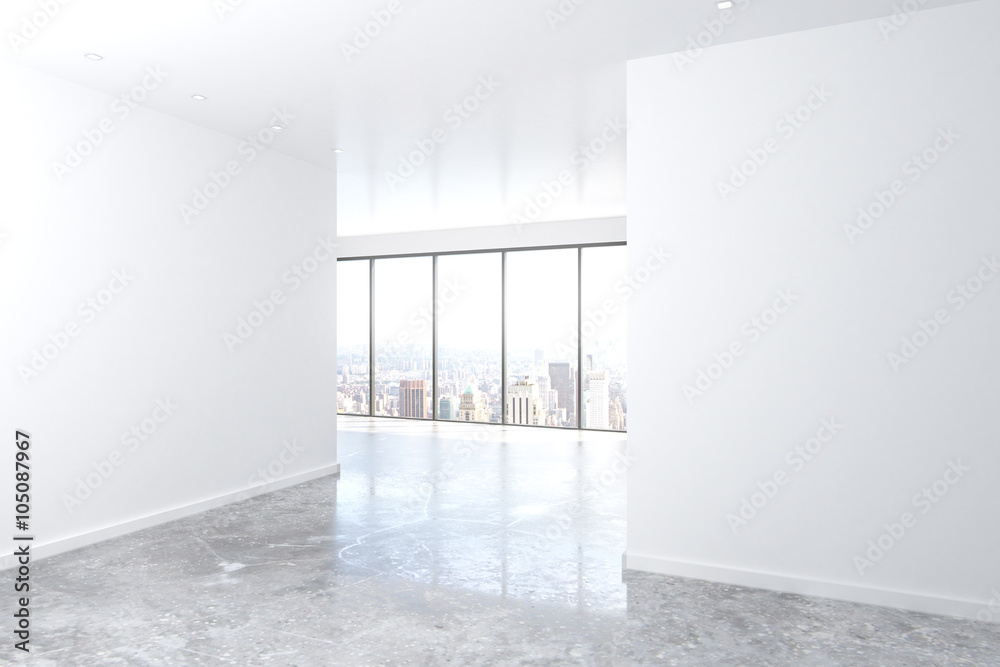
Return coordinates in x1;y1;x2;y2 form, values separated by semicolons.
609;396;624;431
399;379;427;419
458;386;485;422
585;371;609;430
548;362;575;425
440;396;458;420
507;376;544;425
546;389;559;414
440;381;457;399
536;374;551;411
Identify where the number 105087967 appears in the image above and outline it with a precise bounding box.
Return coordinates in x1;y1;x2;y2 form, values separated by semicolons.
15;431;31;526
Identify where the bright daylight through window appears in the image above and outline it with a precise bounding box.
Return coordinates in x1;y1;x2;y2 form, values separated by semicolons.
336;244;626;431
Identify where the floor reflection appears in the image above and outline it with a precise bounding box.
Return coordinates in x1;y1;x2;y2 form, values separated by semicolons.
334;416;629;613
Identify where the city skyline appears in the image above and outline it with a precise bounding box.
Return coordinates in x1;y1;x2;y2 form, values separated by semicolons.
336;245;627;431
337;343;626;431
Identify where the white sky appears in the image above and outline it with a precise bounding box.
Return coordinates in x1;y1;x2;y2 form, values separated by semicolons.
336;246;627;361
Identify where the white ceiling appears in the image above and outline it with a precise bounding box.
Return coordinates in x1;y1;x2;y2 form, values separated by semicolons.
2;0;977;236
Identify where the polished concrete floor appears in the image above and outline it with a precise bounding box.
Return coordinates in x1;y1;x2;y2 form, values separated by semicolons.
5;417;999;665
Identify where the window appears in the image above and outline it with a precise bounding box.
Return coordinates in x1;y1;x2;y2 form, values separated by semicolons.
506;249;578;427
373;257;433;418
437;253;502;423
337;243;625;431
337;260;370;415
581;246;627;431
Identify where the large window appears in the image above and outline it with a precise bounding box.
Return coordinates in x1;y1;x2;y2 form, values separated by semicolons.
437;253;502;423
336;243;625;431
506;249;578;427
581;246;627;431
374;257;433;418
337;260;370;415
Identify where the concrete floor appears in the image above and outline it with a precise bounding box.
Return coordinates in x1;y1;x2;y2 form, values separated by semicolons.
6;417;1000;665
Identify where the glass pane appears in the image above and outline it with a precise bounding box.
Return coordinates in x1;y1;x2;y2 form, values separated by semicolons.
337;260;370;415
506;248;578;427
373;257;433;418
436;253;502;423
581;246;627;431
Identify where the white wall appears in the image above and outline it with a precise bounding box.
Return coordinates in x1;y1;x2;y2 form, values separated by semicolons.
0;60;338;567
626;0;1000;620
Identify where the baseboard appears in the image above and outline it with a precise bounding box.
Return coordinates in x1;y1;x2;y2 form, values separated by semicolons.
0;463;340;571
624;552;995;623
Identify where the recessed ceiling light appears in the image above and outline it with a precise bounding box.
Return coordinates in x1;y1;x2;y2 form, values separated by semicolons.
272;125;284;131
332;148;344;154
717;1;734;8
191;95;207;101
84;53;103;60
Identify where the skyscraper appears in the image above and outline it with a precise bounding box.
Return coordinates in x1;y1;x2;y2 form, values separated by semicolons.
439;396;458;420
609;396;624;431
507;376;544;425
536;374;551;411
548;362;575;425
399;379;427;418
546;389;559;416
458;386;485;422
585;371;609;430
